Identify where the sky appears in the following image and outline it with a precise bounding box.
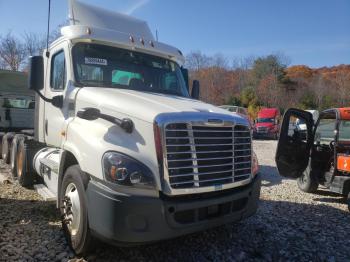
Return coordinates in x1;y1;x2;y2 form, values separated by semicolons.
0;0;349;68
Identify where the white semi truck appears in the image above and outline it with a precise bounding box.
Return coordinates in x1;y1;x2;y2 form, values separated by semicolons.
4;0;261;255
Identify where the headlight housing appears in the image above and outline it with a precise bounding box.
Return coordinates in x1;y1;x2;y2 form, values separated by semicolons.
102;152;156;189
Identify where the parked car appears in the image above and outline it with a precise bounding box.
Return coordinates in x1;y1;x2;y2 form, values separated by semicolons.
253;108;280;139
276;107;350;211
219;105;248;117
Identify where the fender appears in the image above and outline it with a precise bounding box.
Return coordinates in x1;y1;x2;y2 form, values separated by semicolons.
57;150;90;207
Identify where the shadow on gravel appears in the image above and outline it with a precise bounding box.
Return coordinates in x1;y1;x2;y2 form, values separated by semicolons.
83;200;350;262
312;189;347;204
0;197;73;261
259;165;284;187
1;194;349;261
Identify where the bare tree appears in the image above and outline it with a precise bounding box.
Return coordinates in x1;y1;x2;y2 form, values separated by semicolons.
22;32;46;57
335;69;350;106
0;32;26;71
185;51;211;71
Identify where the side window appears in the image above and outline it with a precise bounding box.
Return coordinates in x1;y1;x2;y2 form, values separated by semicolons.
315;116;336;145
51;51;66;90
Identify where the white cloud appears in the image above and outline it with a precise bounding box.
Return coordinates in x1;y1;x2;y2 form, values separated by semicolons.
124;0;150;15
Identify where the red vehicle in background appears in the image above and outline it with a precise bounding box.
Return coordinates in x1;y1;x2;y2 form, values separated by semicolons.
253;108;280;139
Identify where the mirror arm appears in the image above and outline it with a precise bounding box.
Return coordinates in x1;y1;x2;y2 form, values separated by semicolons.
99;113;134;133
34;90;52;103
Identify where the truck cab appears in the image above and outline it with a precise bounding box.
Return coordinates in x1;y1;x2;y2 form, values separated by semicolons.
276;108;350;211
12;0;261;255
253;108;280;139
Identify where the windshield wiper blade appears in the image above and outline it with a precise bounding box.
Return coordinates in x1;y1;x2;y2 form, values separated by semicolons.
79;80;114;87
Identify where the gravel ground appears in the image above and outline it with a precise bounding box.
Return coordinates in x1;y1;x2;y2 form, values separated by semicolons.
0;140;349;262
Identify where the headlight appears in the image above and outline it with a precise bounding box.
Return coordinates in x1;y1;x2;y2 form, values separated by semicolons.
102;152;156;189
252;151;259;176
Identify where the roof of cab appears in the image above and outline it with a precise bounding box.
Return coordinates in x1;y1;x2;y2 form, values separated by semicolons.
61;0;185;64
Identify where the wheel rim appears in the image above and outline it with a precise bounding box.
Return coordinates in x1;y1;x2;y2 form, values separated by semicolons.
17;148;24;178
63;183;81;236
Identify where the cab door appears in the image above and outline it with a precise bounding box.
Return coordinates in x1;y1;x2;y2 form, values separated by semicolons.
44;46;68;147
275;108;314;178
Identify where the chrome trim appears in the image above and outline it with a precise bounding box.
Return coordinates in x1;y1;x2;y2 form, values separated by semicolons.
154;112;252;196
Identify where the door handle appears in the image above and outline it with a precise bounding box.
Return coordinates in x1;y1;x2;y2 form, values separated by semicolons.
45;119;48;135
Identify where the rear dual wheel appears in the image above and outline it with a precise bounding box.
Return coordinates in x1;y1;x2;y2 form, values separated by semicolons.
2;132;15;163
10;134;26;179
16;138;41;188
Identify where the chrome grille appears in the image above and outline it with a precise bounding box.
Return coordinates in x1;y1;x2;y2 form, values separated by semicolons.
165;123;251;190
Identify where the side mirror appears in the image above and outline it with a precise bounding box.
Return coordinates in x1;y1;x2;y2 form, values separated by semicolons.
28;56;44;91
51;95;63;108
181;67;189;91
77;107;101;121
191;80;200;99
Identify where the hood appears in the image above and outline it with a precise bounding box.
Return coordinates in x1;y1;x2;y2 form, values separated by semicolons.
76;87;243;123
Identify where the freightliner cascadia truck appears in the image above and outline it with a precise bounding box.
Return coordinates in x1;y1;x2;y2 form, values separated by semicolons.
3;0;261;255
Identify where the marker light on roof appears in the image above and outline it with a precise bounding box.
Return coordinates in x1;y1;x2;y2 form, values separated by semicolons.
129;35;134;43
149;40;154;47
86;27;91;35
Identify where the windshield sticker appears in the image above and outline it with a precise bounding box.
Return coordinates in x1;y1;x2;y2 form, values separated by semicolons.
84;57;108;66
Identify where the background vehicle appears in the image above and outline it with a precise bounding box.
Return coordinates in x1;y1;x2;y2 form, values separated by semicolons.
219;105;248;118
2;0;261;255
276;108;350;211
253;108;280;139
0;70;35;131
219;105;252;128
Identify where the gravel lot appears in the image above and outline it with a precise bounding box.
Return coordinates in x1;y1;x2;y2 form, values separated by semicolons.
0;140;349;262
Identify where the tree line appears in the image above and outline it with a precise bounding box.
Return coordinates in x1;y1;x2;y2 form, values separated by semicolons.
186;51;350;118
0;26;63;71
1;30;349;119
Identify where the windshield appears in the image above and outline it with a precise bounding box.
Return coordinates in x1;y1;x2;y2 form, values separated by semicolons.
72;43;189;97
2;97;35;109
257;118;274;123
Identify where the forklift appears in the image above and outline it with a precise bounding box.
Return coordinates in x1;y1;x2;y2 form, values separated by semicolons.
276;107;350;211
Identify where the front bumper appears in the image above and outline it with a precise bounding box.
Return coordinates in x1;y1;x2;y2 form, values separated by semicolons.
86;174;261;245
253;130;276;139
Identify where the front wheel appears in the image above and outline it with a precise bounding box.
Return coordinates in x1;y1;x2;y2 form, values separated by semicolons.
297;160;319;193
59;165;92;255
347;192;350;212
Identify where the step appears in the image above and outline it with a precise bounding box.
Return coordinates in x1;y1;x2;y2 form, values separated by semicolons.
34;184;56;201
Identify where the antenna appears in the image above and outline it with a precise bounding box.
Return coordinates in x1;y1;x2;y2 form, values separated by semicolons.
156;29;158;41
46;0;51;57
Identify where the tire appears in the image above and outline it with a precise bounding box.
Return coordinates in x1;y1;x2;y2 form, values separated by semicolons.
2;132;15;163
347;192;350;212
16;137;38;188
0;132;5;158
59;165;92;255
297;160;319;193
10;134;25;179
